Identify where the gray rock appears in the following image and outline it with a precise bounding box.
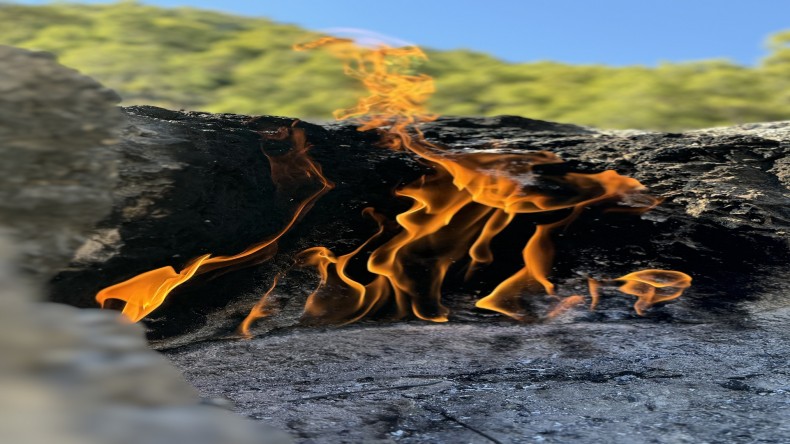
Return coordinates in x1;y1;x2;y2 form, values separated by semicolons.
167;311;790;444
0;235;292;444
0;45;121;279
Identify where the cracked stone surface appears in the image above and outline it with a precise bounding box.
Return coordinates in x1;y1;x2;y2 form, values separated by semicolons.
166;311;790;443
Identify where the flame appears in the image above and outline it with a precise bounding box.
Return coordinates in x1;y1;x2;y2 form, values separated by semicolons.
238;272;282;339
96;123;333;322
585;270;692;314
588;277;601;311
98;36;691;330
294;37;437;135
238;36;684;335
613;269;692;315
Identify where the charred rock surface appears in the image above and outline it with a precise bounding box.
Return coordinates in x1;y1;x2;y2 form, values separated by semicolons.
50;106;429;338
50;108;789;341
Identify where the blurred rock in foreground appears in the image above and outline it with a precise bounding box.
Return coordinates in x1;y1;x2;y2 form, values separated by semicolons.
0;237;290;444
0;46;290;444
0;45;121;279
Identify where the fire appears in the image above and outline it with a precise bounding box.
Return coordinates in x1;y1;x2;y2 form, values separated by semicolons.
96;123;333;322
293;37;437;135
546;295;587;319
239;37;689;335
589;270;693;315
97;36;691;331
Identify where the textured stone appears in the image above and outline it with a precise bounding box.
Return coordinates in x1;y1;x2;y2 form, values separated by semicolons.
168;316;790;444
0;45;121;278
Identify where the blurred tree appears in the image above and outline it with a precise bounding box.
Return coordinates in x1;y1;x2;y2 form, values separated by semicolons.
2;2;789;130
761;31;790;117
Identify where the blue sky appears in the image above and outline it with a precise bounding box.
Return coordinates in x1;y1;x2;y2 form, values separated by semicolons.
15;0;790;65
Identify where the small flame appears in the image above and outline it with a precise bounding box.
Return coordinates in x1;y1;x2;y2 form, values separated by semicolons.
588;277;601;311
238;273;282;339
97;124;333;322
586;270;691;314
613;269;692;315
546;295;586;319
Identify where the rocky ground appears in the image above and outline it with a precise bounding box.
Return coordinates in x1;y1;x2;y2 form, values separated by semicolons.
167;312;790;443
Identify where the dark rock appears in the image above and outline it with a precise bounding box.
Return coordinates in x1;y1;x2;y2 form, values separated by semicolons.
49;106;429;339
49;108;789;345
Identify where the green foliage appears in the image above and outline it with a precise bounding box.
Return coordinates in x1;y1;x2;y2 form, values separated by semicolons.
3;1;789;130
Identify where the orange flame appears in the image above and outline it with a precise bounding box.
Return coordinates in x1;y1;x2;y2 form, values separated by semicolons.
237;37;682;336
238;272;282;339
294;37;437;136
588;277;601;311
97;123;333;322
585;270;692;314
613;269;692;315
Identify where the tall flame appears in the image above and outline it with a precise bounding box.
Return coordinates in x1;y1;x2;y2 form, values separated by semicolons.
239;37;689;336
97;123;333;322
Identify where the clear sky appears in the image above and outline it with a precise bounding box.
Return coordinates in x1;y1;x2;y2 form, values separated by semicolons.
14;0;790;65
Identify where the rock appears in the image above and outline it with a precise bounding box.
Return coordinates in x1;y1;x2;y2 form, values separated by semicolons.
13;51;784;442
0;45;121;279
420;116;789;241
37;107;786;443
167;316;790;444
0;47;291;444
0;234;292;444
50;106;429;339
